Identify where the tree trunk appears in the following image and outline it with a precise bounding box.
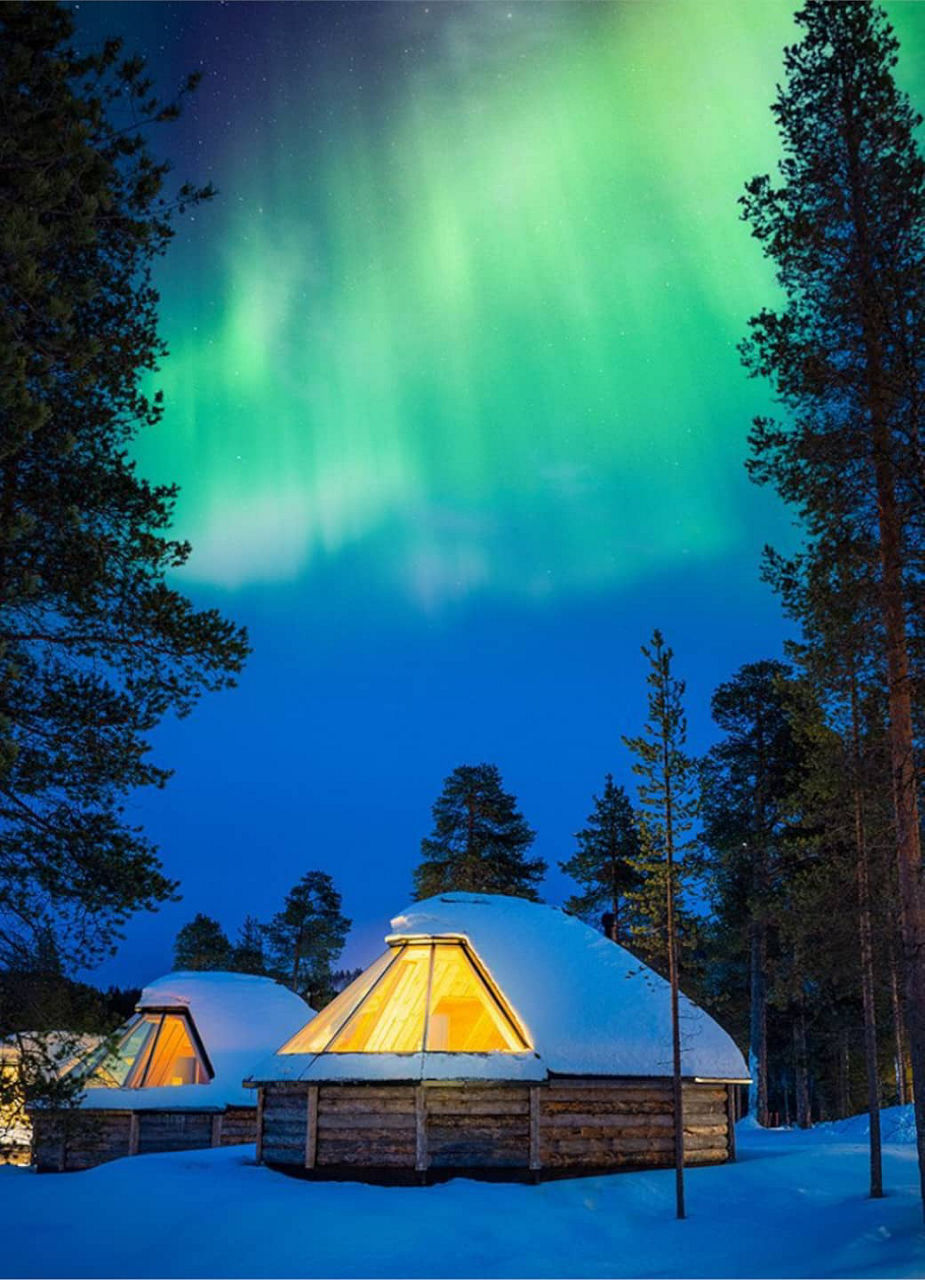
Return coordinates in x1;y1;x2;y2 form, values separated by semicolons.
748;920;769;1126
889;935;910;1105
837;1029;852;1119
794;1007;811;1129
852;675;883;1195
872;427;925;1209
843;86;925;1215
662;707;685;1220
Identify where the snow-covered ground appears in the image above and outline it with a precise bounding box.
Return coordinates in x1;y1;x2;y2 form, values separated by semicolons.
2;1108;924;1278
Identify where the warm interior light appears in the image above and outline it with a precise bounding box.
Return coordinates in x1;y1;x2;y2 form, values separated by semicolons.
142;1014;207;1086
426;944;524;1051
330;945;430;1052
81;1011;208;1088
280;938;529;1055
280;949;396;1054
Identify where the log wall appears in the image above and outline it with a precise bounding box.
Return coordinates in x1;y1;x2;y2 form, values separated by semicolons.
30;1103;259;1171
259;1078;734;1181
32;1110;134;1172
221;1105;258;1146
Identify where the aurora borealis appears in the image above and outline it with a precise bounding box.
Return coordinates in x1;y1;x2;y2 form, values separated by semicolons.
144;1;796;602
72;1;925;982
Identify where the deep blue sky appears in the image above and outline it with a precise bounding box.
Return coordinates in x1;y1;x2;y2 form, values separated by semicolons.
66;1;925;988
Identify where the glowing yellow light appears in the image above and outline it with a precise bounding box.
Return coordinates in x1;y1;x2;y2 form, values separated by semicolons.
80;1012;208;1088
280;939;529;1055
427;944;524;1052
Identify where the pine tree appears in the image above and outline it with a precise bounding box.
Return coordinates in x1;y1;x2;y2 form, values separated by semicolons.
560;776;641;943
0;3;248;978
173;914;231;971
264;873;350;1008
623;630;697;1220
766;539;894;1192
623;813;703;987
699;660;802;1127
740;0;925;1206
413;764;545;901
230;915;266;976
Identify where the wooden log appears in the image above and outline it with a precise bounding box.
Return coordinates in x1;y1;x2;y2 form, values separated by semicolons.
261;1120;310;1142
415;1086;428;1172
727;1084;737;1162
681;1087;727;1101
319;1131;416;1150
425;1099;530;1116
545;1125;680;1143
542;1099;673;1117
548;1077;672;1090
429;1143;529;1169
137;1112;213;1154
318;1112;419;1132
305;1086;318;1170
682;1123;728;1139
529;1086;540;1172
429;1126;529;1147
220;1106;258;1146
211;1114;223;1147
545;1085;671;1103
262;1144;304;1166
316;1086;416;1103
128;1113;139;1157
685;1148;728;1164
541;1111;675;1129
684;1132;730;1151
318;1096;416;1116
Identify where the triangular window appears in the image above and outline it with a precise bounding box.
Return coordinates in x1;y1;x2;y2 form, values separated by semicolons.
280;939;529;1055
81;1011;210;1088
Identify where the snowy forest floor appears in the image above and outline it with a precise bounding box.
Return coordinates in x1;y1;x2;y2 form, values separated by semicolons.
2;1107;924;1278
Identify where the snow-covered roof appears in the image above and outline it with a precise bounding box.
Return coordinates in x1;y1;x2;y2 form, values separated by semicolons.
250;893;748;1084
79;972;312;1110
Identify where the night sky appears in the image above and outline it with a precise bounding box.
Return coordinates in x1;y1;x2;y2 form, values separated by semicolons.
70;1;925;987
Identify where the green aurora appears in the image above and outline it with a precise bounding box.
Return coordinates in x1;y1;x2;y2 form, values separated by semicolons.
136;2;925;608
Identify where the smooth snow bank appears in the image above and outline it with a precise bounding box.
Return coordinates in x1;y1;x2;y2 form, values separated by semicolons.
764;1105;919;1147
1;1109;923;1278
80;972;312;1110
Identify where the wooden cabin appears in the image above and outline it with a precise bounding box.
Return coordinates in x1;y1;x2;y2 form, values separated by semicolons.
247;894;749;1182
30;972;311;1171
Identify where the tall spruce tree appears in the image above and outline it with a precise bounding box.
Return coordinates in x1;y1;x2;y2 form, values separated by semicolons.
740;0;925;1206
413;764;545;901
699;660;802;1127
0;3;248;979
560;775;641;943
173;914;231;971
623;630;697;1221
264;872;350;1008
766;539;895;1193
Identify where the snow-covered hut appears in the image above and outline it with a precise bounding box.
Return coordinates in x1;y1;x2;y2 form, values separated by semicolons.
248;894;749;1181
31;972;312;1171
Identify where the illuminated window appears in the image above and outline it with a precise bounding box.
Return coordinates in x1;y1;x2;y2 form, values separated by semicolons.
329;945;430;1052
80;1011;209;1088
141;1015;208;1086
279;939;529;1055
83;1015;160;1088
279;949;395;1054
426;944;525;1051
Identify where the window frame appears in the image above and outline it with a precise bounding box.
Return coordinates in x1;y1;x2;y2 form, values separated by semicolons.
77;1006;214;1089
293;935;531;1056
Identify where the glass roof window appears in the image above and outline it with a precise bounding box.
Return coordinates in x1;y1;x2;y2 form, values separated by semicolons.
80;1011;210;1089
280;938;529;1056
